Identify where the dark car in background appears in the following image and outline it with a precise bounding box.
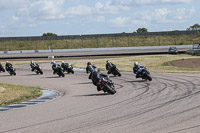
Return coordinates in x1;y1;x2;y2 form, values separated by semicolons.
168;47;178;54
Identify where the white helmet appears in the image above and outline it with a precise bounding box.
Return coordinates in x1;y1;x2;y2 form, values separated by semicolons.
134;62;138;67
62;61;65;63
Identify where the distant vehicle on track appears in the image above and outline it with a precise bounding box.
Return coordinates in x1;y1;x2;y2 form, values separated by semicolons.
168;47;178;54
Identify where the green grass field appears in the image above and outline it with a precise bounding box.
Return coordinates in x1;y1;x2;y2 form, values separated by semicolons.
74;54;200;73
0;83;42;107
0;33;200;51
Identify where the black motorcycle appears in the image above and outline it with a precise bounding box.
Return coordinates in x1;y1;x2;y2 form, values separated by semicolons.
62;63;74;74
7;66;16;76
109;65;121;77
34;65;43;75
91;72;116;95
0;65;5;72
137;67;152;81
97;76;116;94
55;65;65;77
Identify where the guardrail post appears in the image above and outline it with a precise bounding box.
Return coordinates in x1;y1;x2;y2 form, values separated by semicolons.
81;37;83;48
96;37;98;48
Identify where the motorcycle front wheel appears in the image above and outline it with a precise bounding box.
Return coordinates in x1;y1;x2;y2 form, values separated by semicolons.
104;83;116;95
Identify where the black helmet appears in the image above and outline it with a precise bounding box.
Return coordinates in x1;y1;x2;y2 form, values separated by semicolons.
87;62;91;65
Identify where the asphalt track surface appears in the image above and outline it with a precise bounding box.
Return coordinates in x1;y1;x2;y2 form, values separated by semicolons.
0;45;191;59
1;63;200;133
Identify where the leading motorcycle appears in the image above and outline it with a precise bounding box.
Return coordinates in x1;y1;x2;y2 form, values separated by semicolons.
137;67;152;81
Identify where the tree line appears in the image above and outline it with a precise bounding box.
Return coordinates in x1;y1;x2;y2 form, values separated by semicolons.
42;24;200;36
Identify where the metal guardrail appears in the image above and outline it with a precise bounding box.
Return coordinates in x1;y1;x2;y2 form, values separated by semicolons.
0;45;192;59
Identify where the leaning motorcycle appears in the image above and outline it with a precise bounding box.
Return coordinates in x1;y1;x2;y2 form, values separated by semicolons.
91;73;116;95
7;66;16;76
137;67;152;81
110;65;121;77
56;65;65;77
62;64;74;74
97;76;116;94
34;65;43;75
0;66;5;72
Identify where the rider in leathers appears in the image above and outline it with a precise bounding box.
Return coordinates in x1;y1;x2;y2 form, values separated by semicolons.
61;61;69;70
133;62;145;78
106;60;114;74
30;60;37;72
86;62;96;79
91;68;108;91
0;62;5;72
51;60;58;74
5;61;13;72
86;62;107;91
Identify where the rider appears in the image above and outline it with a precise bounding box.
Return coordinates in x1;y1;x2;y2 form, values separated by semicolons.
61;61;69;69
30;60;37;71
106;60;114;74
86;62;97;79
51;60;58;74
0;62;4;72
91;68;101;91
5;61;13;72
133;62;145;78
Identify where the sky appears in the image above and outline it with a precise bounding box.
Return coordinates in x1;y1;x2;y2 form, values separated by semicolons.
0;0;199;37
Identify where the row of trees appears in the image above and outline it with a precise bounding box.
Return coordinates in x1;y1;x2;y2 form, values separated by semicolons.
135;24;200;33
42;24;200;36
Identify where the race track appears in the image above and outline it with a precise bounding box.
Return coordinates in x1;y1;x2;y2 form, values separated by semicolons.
0;63;200;133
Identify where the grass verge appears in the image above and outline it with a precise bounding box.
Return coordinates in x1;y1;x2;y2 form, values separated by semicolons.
0;34;200;51
0;83;42;107
74;54;200;73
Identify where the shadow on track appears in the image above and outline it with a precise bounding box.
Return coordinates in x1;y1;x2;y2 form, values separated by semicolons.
24;74;40;76
76;82;92;85
46;76;63;79
126;80;148;83
74;93;110;97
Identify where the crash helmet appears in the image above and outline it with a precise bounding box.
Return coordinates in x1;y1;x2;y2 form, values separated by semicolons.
30;60;34;63
62;61;65;64
6;61;9;64
106;60;109;63
87;62;91;66
134;62;139;67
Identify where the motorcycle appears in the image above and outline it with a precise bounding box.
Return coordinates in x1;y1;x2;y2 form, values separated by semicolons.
97;76;116;95
34;65;43;75
0;65;5;72
91;71;116;95
62;63;74;74
137;67;152;81
55;65;65;77
109;65;121;77
7;66;16;76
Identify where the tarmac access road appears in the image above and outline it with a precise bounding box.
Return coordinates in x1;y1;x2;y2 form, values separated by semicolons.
0;63;200;133
0;45;192;59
